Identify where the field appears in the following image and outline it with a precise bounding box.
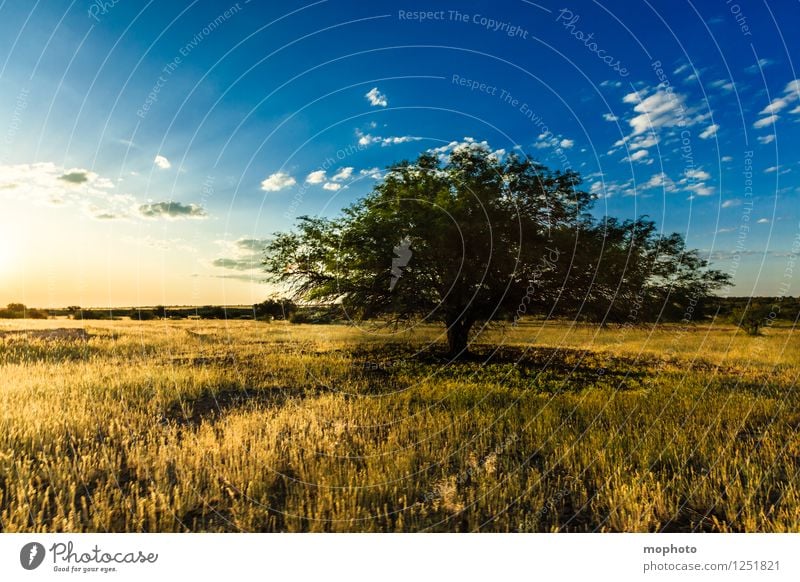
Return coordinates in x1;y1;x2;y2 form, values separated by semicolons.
0;318;798;532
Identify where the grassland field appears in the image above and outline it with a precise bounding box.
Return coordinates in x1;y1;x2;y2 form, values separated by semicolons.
0;317;798;532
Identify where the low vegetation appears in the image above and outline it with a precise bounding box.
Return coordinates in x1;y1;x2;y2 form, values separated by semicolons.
0;318;797;532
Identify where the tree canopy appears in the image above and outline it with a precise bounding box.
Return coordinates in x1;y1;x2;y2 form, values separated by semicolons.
264;143;729;357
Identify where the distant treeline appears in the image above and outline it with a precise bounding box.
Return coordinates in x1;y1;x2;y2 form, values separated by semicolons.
1;297;797;324
0;299;298;321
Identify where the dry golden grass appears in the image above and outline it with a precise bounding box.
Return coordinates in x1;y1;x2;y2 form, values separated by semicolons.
0;318;798;532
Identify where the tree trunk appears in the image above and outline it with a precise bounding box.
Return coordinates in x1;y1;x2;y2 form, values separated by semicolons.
446;315;473;359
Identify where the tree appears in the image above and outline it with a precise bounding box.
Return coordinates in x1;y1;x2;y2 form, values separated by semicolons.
254;297;297;320
264;143;729;357
731;302;775;336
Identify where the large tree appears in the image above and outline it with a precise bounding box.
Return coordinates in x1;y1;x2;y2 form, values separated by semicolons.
264;143;729;356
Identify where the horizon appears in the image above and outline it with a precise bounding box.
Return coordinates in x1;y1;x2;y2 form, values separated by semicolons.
1;1;799;306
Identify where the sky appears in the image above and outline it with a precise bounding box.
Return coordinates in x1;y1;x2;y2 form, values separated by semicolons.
0;0;798;307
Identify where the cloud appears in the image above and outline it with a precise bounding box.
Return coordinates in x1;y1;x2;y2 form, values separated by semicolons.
260;171;296;191
533;133;576;153
753;115;777;129
613;85;709;162
764;166;778;173
760;97;790;115
785;79;800;94
752;80;800;127
359;167;383;179
745;58;772;74
685;168;711;181
331;167;354;181
154;155;171;170
756;218;770;224
710;79;734;92
0;162;138;219
621;149;650;164
624;87;696;136
643;172;676;192
212;237;270;272
211;258;258;270
680;167;714;196
600;80;622;88
58;170;91;184
365;87;388;107
138;201;208;219
721;199;741;208
357;130;422;147
305;170;326;184
602;113;618;121
322;182;342;191
699;124;719;139
234;238;270;252
721;156;733;162
758;134;776;144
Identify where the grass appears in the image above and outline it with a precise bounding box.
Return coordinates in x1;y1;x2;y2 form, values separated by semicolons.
0;318;798;532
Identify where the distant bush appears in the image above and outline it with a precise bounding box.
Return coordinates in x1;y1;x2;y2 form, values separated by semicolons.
129;309;157;321
731;302;776;336
289;309;337;324
254;298;296;320
0;303;49;319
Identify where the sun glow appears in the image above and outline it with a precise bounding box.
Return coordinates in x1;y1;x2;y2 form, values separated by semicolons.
0;230;17;274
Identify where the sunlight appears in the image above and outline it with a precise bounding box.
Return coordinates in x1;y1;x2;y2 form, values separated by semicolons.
0;231;16;274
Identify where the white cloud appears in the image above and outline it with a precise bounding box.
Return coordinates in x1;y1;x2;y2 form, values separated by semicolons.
785;79;800;95
686;183;714;196
699;124;719;139
365;87;388;107
622;149;650;163
751;81;800;127
331;167;354;181
685;168;711;181
602;113;618;122
0;162;137;220
753;115;778;129
721;156;733;162
359;167;383;179
305;170;326;184
680;167;714;196
764;166;778;173
322;182;341;191
154;155;171;170
559;138;574;149
357;130;422;147
615;86;708;162
757;218;770;224
758;134;776;144
260;172;296;191
760;97;790;115
710;79;734;92
721;199;740;208
643;172;676;192
745;58;772;74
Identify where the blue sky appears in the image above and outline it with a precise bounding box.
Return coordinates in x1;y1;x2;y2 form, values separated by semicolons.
0;0;798;306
